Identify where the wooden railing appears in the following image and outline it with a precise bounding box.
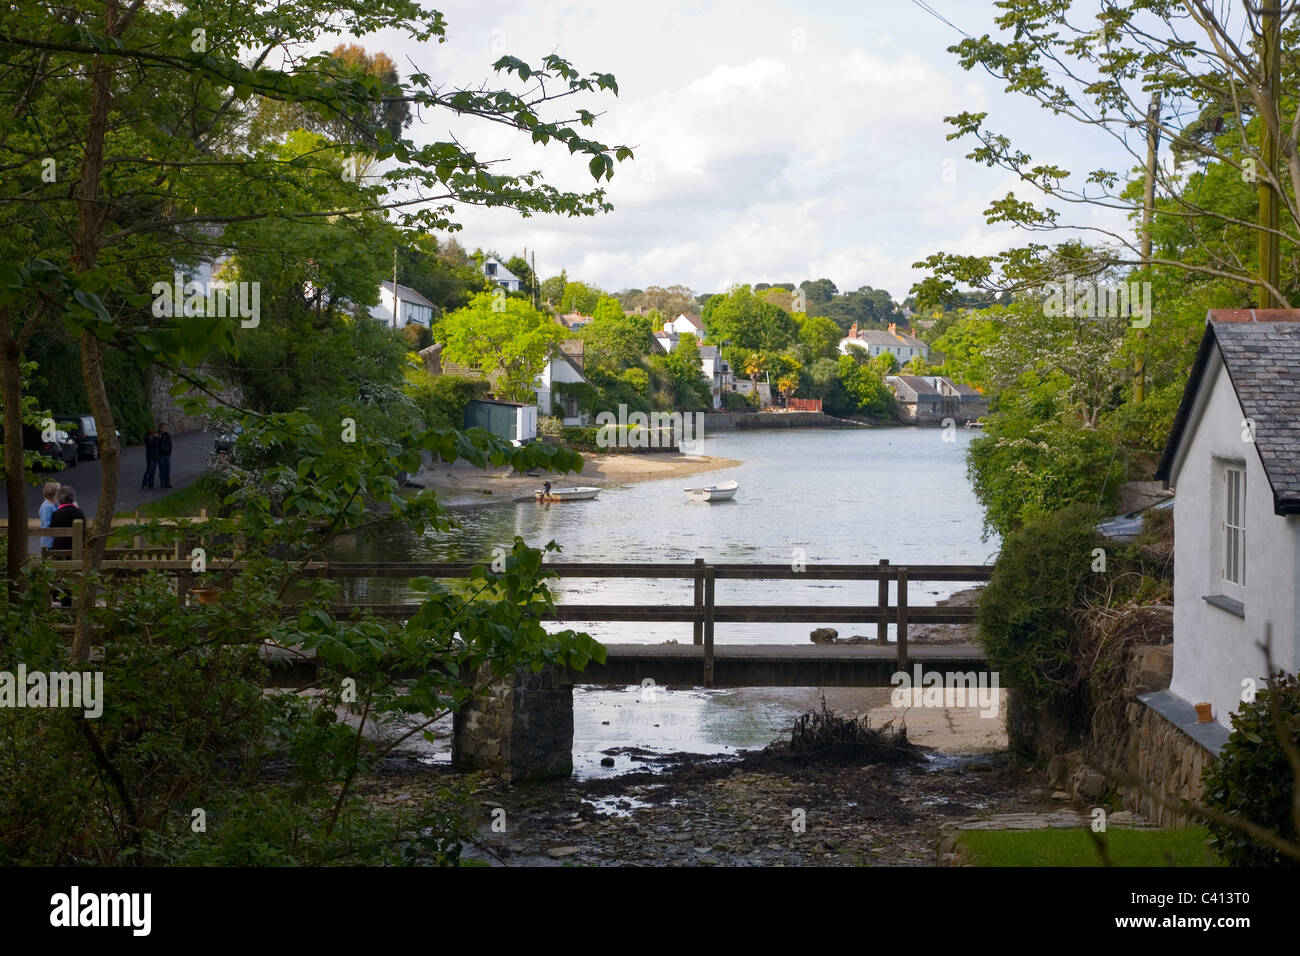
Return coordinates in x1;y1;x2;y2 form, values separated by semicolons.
8;546;992;686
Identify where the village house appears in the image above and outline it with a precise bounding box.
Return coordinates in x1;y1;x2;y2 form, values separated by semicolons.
369;280;435;329
839;322;929;363
885;375;986;425
536;340;591;425
1154;309;1300;730
697;344;734;410
481;255;521;292
652;313;706;352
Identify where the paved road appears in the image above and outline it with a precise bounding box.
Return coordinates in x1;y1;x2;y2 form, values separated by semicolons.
0;430;216;532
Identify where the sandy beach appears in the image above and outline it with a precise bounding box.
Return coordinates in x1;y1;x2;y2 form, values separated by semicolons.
415;451;742;506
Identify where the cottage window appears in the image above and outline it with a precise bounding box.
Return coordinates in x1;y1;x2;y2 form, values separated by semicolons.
1223;465;1245;587
486;262;497;275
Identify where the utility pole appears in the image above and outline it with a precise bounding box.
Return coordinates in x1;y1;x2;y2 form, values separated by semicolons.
531;250;537;309
1135;91;1161;404
392;246;399;326
1257;3;1281;309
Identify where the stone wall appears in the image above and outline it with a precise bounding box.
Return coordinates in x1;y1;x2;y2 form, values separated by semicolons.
452;665;574;783
148;368;242;436
1119;697;1214;827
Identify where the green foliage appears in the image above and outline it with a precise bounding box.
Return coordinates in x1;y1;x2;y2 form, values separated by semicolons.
560;281;604;316
1;407;600;865
435;293;562;403
836;354;894;416
967;398;1125;539
703;284;798;352
977;504;1106;729
1203;672;1300;867
406;370;490;431
648;335;711;411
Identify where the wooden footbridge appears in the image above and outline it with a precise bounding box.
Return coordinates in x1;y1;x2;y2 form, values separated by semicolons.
12;518;993;689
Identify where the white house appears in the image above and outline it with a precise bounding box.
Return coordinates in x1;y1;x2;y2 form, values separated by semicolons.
697;344;733;410
370;280;435;328
482;256;521;292
1154;309;1300;728
654;313;705;352
535;340;590;425
839;322;929;364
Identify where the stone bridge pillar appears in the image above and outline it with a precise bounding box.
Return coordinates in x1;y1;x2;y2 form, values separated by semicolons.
452;665;574;782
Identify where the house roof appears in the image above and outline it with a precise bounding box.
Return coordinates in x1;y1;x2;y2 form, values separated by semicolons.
678;312;704;330
559;339;584;372
843;329;926;349
887;375;942;402
380;280;436;310
698;345;719;361
1155;309;1300;514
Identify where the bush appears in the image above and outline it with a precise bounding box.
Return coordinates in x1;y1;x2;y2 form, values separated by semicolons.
977;503;1105;737
1202;672;1300;866
408;373;489;431
722;391;754;411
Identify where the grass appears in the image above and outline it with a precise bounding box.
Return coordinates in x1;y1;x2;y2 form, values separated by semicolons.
119;475;221;520
955;827;1224;867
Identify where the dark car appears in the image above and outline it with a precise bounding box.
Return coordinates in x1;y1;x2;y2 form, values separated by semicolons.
55;414;119;461
22;424;78;470
212;423;243;454
1096;496;1174;542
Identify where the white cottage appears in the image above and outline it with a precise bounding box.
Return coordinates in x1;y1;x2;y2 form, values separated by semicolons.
535;339;590;425
370;280;435;328
1155;309;1300;728
482;256;521;292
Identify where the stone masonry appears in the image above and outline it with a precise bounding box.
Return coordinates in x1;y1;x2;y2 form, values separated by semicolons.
452;665;574;783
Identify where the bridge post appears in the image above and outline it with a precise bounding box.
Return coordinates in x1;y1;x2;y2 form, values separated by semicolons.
452;664;574;783
692;557;704;645
896;566;909;672
702;566;715;687
876;558;890;645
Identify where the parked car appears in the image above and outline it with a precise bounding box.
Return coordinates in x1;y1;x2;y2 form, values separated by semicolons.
1096;496;1175;542
22;424;78;470
55;414;119;461
212;423;243;454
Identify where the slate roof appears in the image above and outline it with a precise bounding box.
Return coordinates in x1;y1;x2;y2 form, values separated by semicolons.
887;375;942;403
843;329;927;349
559;339;584;372
379;280;436;309
1155;309;1300;515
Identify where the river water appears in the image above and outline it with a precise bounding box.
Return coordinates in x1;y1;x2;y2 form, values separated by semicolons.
337;426;999;773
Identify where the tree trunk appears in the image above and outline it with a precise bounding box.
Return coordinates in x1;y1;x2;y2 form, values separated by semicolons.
68;10;117;662
1;328;27;605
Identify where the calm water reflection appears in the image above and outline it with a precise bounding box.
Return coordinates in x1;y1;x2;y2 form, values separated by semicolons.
333;427;996;646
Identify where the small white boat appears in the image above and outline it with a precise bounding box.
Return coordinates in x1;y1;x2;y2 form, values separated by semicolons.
684;479;738;502
534;486;600;502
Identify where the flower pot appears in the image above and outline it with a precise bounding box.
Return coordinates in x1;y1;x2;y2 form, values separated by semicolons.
189;587;223;606
1194;701;1214;723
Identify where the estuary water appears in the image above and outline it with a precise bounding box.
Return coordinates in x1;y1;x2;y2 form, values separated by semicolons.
338;426;1000;772
336;425;996;646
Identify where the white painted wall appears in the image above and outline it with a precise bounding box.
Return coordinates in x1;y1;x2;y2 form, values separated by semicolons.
1168;349;1300;726
535;354;587;424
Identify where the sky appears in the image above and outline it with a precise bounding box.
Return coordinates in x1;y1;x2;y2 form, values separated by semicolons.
364;0;1144;301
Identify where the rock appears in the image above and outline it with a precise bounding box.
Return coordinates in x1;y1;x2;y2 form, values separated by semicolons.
546;846;580;858
600;757;615;767
1071;767;1107;801
601;721;610;725
1047;754;1071;789
810;627;838;644
1051;790;1070;800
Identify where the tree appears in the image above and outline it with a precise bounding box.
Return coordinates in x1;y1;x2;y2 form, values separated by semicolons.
703;284;798;352
578;311;653;373
436;293;563;403
799;278;839;308
540;271;568;307
798;314;843;359
914;2;1299;307
0;0;629;623
561;281;603;316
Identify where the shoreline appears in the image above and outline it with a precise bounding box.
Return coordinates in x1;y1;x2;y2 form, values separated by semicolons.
414;451;742;506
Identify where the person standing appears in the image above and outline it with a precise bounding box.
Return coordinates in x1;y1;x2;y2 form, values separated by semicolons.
157;422;173;488
142;428;159;489
38;481;59;552
48;485;85;606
